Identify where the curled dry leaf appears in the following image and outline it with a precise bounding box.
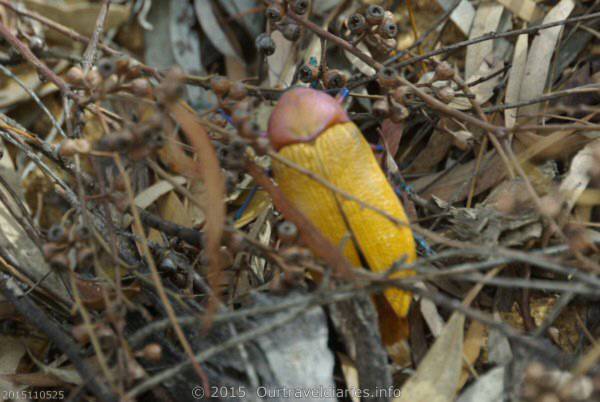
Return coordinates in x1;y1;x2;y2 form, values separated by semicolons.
134;177;188;210
559;139;600;212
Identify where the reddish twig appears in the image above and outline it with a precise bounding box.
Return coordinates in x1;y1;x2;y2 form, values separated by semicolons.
0;21;76;98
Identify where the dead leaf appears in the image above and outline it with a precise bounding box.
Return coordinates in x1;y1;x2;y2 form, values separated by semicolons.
194;0;243;61
23;0;129;41
465;3;503;79
505;33;528;128
395;313;465;402
0;143;70;302
518;0;575;123
436;0;475;37
559;139;600;212
496;0;543;23
458;320;487;389
134;177;187;209
268;30;296;87
0;335;26;396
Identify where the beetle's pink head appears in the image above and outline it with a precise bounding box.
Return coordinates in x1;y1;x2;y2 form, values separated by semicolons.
267;88;350;150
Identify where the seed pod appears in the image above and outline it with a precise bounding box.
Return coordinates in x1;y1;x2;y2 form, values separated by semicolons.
239;121;261;140
373;98;389;118
433;61;455;81
74;225;91;242
115;56;130;75
228;138;247;159
347;13;367;35
72;325;90;345
377;67;399;88
49;252;69;270
131;78;152;98
47;224;66;243
435;86;455;103
256;33;276;56
228;81;248;101
277;221;298;244
65;66;85;87
266;5;283;21
140;343;162;362
157;67;185;104
322;69;347;89
124;62;143;80
281;22;301;42
391;86;410;104
253;136;270;156
97;58;116;79
231;103;250;127
86;68;102;88
381;37;397;52
210;112;228;128
389;101;409;123
225;231;246;253
298;64;319;83
379;18;398;39
365;5;385;25
291;0;309;15
29;36;44;53
210;76;231;96
58;138;91;157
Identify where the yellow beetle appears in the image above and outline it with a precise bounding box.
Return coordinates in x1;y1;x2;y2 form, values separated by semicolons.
268;88;416;318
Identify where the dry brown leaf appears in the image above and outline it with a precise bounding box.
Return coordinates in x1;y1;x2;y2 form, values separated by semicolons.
233;190;271;229
411;150;506;202
405;132;452;175
496;0;543;22
436;0;475;37
0;336;26;396
23;0;129;41
0;144;70;301
518;0;575;124
134;177;187;209
515;129;590;162
559;139;600;212
458;320;487;390
395;313;465;402
194;0;242;61
0;65;60;108
505;33;528;128
465;3;504;79
452;56;504;109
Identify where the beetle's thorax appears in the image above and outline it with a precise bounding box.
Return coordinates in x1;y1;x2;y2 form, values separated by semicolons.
267;88;350;150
